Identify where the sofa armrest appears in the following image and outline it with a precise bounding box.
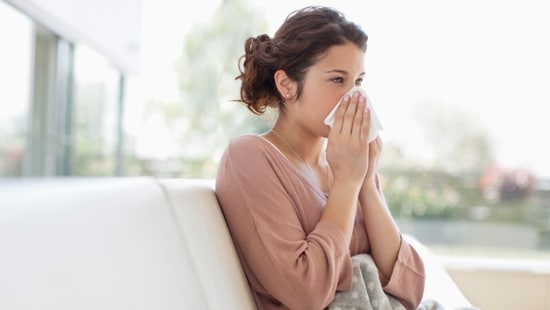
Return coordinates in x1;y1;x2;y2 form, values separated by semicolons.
405;235;476;309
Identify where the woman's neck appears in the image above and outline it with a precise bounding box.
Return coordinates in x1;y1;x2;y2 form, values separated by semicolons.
267;122;325;167
265;121;332;195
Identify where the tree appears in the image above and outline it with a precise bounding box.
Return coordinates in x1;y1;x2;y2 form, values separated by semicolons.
413;100;495;174
145;0;271;177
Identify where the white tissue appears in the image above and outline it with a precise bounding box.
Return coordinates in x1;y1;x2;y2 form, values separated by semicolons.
323;86;383;142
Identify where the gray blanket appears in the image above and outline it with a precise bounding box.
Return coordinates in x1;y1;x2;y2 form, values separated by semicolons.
328;254;445;310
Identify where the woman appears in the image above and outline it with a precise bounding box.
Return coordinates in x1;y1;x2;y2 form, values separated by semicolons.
215;6;425;310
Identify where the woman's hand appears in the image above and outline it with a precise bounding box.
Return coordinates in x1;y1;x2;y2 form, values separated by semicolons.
322;90;371;246
364;136;383;186
326;91;371;187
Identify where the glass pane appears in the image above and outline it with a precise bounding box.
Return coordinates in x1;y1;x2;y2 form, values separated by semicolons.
0;2;33;177
72;45;120;176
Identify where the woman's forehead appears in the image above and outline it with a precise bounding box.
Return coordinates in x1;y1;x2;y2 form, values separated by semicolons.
312;44;365;74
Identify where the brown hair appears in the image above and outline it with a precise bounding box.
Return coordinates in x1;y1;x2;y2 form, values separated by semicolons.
235;6;368;115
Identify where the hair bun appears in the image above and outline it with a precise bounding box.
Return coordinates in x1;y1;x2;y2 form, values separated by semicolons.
254;34;271;44
246;34;272;54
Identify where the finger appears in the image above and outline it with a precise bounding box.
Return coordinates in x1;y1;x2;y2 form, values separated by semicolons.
361;104;371;142
353;95;367;136
371;135;383;152
341;91;360;134
368;136;383;163
331;95;350;135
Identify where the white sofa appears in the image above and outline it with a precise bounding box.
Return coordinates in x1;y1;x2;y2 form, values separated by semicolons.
0;177;473;309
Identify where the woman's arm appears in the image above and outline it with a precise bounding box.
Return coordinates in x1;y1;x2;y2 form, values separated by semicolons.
358;173;402;282
358;137;425;309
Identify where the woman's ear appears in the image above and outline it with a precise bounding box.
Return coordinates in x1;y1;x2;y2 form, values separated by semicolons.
274;69;296;100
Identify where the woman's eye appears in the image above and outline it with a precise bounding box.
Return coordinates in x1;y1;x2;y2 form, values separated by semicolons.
355;78;364;86
330;77;344;83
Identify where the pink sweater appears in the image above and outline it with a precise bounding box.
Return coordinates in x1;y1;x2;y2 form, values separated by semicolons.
215;135;425;310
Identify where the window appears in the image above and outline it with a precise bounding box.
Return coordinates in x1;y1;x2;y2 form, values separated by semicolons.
0;2;33;177
72;45;121;176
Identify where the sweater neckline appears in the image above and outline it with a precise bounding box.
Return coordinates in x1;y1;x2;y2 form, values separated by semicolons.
250;134;330;199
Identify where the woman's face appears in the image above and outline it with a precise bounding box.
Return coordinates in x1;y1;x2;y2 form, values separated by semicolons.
291;41;366;137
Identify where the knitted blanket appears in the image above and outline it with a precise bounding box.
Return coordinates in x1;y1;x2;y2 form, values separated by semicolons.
328;254;445;310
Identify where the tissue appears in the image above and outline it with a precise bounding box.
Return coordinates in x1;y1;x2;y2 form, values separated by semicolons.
323;86;382;142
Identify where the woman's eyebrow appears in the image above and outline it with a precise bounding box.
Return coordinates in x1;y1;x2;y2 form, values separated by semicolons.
324;69;366;76
324;69;348;75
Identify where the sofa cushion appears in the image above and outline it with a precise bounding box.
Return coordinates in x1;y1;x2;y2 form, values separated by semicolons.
0;177;209;310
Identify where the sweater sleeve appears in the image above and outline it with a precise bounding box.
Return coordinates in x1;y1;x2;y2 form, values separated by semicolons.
382;236;426;309
215;137;352;310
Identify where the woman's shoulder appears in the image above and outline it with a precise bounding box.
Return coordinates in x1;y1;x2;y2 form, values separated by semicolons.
229;134;264;145
218;134;280;179
225;134;272;154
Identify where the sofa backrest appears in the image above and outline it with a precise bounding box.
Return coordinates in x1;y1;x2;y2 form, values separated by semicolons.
158;178;256;310
0;177;256;310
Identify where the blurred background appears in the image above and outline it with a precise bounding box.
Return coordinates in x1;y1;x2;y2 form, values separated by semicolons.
1;0;549;260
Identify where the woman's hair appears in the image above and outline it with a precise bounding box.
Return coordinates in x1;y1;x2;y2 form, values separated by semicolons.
236;6;368;115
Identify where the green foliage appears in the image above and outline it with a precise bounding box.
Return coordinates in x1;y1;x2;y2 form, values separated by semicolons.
377;99;503;220
381;169;464;219
144;0;271;178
